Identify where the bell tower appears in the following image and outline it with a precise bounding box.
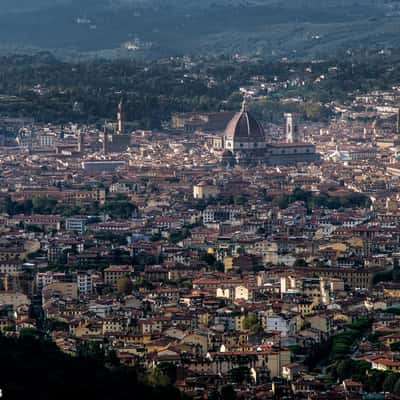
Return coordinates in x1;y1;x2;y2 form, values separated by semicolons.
285;113;300;143
117;98;125;135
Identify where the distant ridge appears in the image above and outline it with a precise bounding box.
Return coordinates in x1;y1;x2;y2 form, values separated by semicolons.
0;0;397;59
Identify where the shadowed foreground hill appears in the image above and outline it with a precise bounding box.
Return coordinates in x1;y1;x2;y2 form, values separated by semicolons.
0;334;186;400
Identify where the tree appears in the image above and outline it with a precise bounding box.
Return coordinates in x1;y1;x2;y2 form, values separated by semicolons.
150;232;162;242
170;230;189;244
292;188;311;202
104;349;120;367
272;195;289;209
103;200;137;219
243;313;260;332
32;196;58;214
201;252;217;266
393;258;400;283
77;340;105;362
229;366;250;384
220;385;236;400
117;277;133;295
0;333;183;400
364;370;386;393
394;378;400;394
158;361;178;385
201;252;223;271
383;373;399;393
294;259;308;268
26;224;44;233
46;318;69;332
208;389;221;400
19;328;37;337
335;359;354;381
351;360;371;383
146;368;170;387
391;342;400;352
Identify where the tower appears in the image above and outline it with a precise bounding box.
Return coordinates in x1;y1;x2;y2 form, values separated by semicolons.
77;130;84;154
103;122;108;155
117;98;125;135
285;113;300;143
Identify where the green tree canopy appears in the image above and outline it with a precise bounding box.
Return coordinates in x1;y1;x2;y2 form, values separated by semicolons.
243;313;261;332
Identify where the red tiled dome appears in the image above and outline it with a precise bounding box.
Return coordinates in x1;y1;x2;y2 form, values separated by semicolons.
225;101;265;142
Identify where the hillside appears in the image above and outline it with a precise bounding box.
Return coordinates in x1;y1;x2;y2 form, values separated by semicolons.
0;0;398;59
0;333;185;400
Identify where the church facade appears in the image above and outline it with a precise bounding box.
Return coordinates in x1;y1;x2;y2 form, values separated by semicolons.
217;102;320;167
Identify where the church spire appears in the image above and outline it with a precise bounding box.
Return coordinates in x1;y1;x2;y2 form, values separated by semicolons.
241;97;248;112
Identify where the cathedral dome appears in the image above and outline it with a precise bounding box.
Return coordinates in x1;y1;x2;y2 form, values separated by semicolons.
225;101;265;142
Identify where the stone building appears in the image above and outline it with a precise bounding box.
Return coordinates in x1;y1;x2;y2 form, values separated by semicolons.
217;101;320;166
